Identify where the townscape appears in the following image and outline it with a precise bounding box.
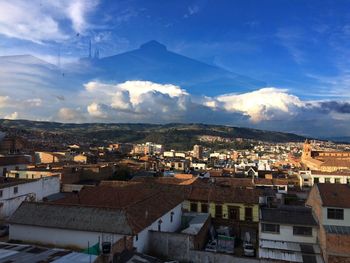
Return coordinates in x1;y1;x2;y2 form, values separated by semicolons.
1;1;350;263
0;126;349;263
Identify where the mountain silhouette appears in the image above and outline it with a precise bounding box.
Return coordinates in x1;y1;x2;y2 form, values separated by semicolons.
0;40;266;97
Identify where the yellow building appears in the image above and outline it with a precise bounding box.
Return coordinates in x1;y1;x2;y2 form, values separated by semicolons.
184;186;261;242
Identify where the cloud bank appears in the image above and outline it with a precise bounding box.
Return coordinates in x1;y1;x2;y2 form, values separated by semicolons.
2;79;350;137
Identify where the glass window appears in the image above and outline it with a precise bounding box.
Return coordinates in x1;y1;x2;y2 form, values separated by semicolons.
215;205;223;218
262;223;280;233
327;208;344;220
190;202;198;212
314;177;319;184
293;226;312;236
245;207;253;221
325;178;331;183
335;178;341;184
201;203;208;213
0;190;2;198
14;186;18;194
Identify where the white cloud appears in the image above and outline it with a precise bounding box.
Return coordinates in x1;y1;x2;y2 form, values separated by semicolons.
4;112;18;120
84;81;190;120
0;0;98;43
87;102;109;119
207;88;305;122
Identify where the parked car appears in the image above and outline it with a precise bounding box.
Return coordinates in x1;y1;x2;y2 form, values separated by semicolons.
243;242;255;257
0;225;9;237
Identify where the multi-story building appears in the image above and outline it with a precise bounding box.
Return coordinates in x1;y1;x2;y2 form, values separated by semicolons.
193;145;203;160
184;186;261;242
259;206;322;262
298;170;350;187
306;184;350;263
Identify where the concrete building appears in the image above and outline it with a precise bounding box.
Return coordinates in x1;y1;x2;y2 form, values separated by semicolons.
164;159;190;172
306;184;350;263
0;155;31;177
9;184;184;257
298;170;350;187
193;145;203;160
259;206;322;263
0;176;60;220
7;168;62;180
191;162;207;170
35;151;71;164
184;186;261;242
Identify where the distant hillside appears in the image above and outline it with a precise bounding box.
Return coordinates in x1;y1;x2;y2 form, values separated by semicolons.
0;119;306;150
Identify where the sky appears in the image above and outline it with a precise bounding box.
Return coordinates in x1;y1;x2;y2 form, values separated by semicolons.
1;0;350;138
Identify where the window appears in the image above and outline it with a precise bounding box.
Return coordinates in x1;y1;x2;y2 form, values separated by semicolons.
314;177;319;184
170;211;174;223
201;203;208;213
228;206;240;220
261;223;280;233
135;235;138;241
190;202;198;212
335;178;341;184
325;178;331;183
327;208;344;220
215;205;223;218
245;207;253;221
0;190;2;198
347;178;350;185
158;219;162;231
14;186;18;194
293;226;312;236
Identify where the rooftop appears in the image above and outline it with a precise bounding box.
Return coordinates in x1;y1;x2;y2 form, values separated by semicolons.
317;183;350;208
261;206;318;226
0;242;97;263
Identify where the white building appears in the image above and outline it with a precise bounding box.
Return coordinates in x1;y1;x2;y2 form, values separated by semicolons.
9;184;183;254
190;162;207;170
0;176;60;219
259;206;322;263
0;155;31;177
298;170;350;187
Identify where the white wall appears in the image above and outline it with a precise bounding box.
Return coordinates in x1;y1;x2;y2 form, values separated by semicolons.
0;176;60;219
322;207;350;226
10;224;123;249
259;223;317;244
0;164;27;176
133;203;183;253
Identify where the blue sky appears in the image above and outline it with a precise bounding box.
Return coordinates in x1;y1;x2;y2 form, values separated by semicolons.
2;0;350;99
1;0;350;137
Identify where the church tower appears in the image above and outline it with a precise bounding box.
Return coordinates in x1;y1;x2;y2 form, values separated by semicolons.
302;139;312;160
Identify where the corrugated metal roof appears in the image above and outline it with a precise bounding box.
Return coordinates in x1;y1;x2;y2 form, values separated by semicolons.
324;225;350;235
0;242;97;263
9;202;133;235
261;206;318;226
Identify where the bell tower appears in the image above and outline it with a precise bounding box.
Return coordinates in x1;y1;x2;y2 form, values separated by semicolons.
302;139;312;160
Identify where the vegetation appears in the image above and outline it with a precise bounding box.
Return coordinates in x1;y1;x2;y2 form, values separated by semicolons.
0;119;306;150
